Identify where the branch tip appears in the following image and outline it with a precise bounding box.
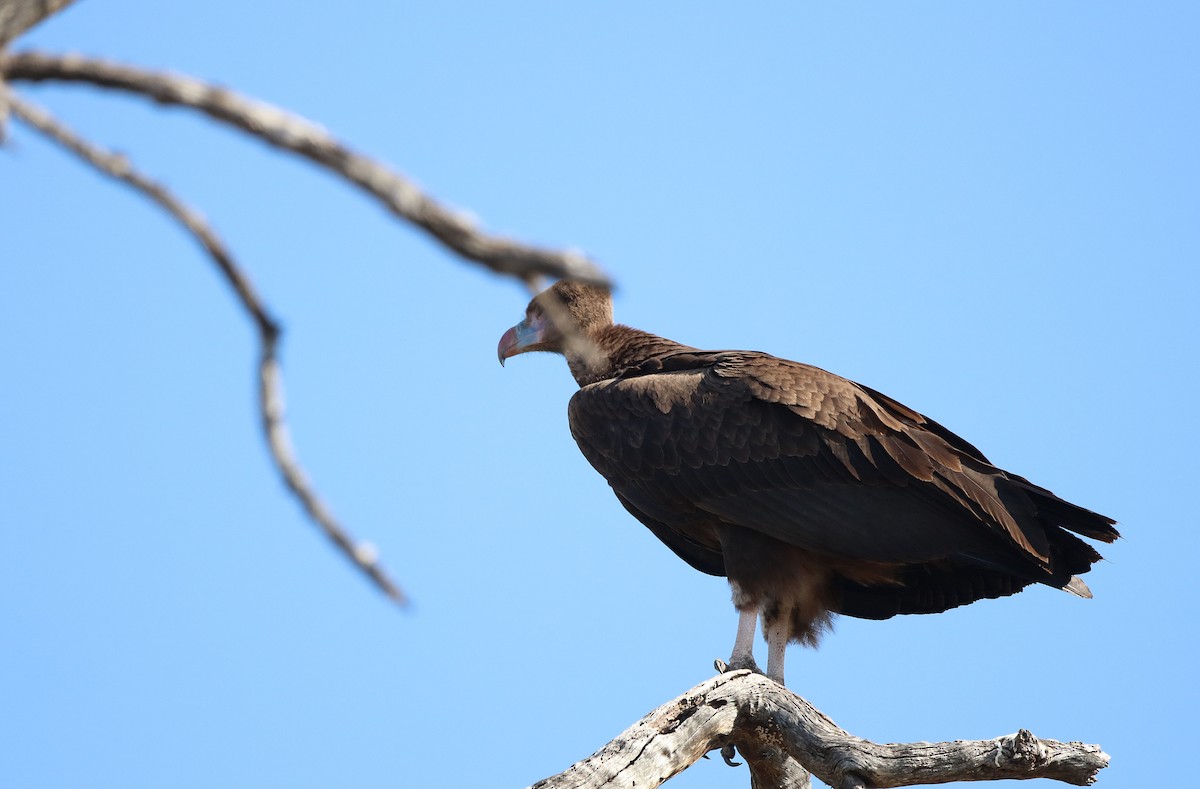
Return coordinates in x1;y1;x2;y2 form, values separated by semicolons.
7;90;406;605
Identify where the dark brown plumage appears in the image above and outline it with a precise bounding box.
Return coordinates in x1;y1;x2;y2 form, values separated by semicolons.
498;280;1118;683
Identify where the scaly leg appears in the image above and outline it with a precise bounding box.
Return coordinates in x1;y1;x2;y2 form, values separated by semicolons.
724;607;761;673
765;618;788;685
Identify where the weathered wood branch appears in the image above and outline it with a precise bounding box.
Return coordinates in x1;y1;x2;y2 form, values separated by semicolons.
1;50;609;287
5;89;406;604
531;670;1108;789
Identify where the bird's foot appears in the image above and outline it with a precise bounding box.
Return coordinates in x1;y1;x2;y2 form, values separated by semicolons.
714;655;763;676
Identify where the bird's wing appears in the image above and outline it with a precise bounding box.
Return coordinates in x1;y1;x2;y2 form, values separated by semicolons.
569;351;1054;570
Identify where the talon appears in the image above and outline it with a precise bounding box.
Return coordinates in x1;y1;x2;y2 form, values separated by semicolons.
720;743;741;767
723;655;763;675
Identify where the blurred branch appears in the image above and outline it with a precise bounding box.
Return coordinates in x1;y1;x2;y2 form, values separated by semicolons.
1;46;616;606
0;0;75;47
1;50;610;287
531;670;1108;789
0;0;76;134
6;88;406;604
535;284;607;372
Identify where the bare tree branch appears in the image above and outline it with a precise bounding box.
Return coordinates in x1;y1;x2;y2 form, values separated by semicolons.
531;670;1108;789
2;47;614;605
1;50;610;287
5;88;406;604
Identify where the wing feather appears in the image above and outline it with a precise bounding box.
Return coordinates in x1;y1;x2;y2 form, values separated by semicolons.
569;350;1103;579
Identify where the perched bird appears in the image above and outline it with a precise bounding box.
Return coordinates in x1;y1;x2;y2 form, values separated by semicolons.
498;280;1118;684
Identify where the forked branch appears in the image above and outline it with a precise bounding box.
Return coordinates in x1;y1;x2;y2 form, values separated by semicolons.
6;89;405;602
531;670;1108;789
2;46;613;604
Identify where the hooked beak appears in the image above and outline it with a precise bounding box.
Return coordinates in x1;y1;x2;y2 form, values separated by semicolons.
497;316;546;366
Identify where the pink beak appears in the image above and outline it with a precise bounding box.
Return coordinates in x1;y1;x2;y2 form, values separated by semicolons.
497;318;538;366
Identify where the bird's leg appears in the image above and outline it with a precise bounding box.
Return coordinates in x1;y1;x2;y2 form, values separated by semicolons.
721;607;761;673
765;618;788;684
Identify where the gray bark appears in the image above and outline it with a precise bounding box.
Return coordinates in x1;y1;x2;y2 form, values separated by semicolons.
531;671;1107;789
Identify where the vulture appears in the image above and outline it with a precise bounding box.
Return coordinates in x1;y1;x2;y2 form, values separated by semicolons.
498;280;1118;684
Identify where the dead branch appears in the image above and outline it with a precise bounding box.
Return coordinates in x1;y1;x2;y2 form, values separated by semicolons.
531;670;1108;789
1;50;609;288
5;88;406;603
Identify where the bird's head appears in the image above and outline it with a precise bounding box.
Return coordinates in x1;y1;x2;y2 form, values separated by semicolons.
497;280;613;365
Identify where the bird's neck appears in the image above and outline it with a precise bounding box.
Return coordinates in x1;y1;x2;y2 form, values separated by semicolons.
566;325;696;387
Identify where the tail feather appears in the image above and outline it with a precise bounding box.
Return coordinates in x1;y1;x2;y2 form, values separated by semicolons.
1062;575;1093;599
1015;481;1120;543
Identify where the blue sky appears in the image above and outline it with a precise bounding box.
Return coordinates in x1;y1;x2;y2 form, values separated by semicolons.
2;3;1197;787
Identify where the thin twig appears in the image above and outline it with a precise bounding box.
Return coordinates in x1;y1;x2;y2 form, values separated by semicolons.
6;89;405;603
2;50;610;287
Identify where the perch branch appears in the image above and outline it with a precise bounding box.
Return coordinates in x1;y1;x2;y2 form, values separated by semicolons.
1;50;609;287
6;89;405;603
530;670;1108;789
